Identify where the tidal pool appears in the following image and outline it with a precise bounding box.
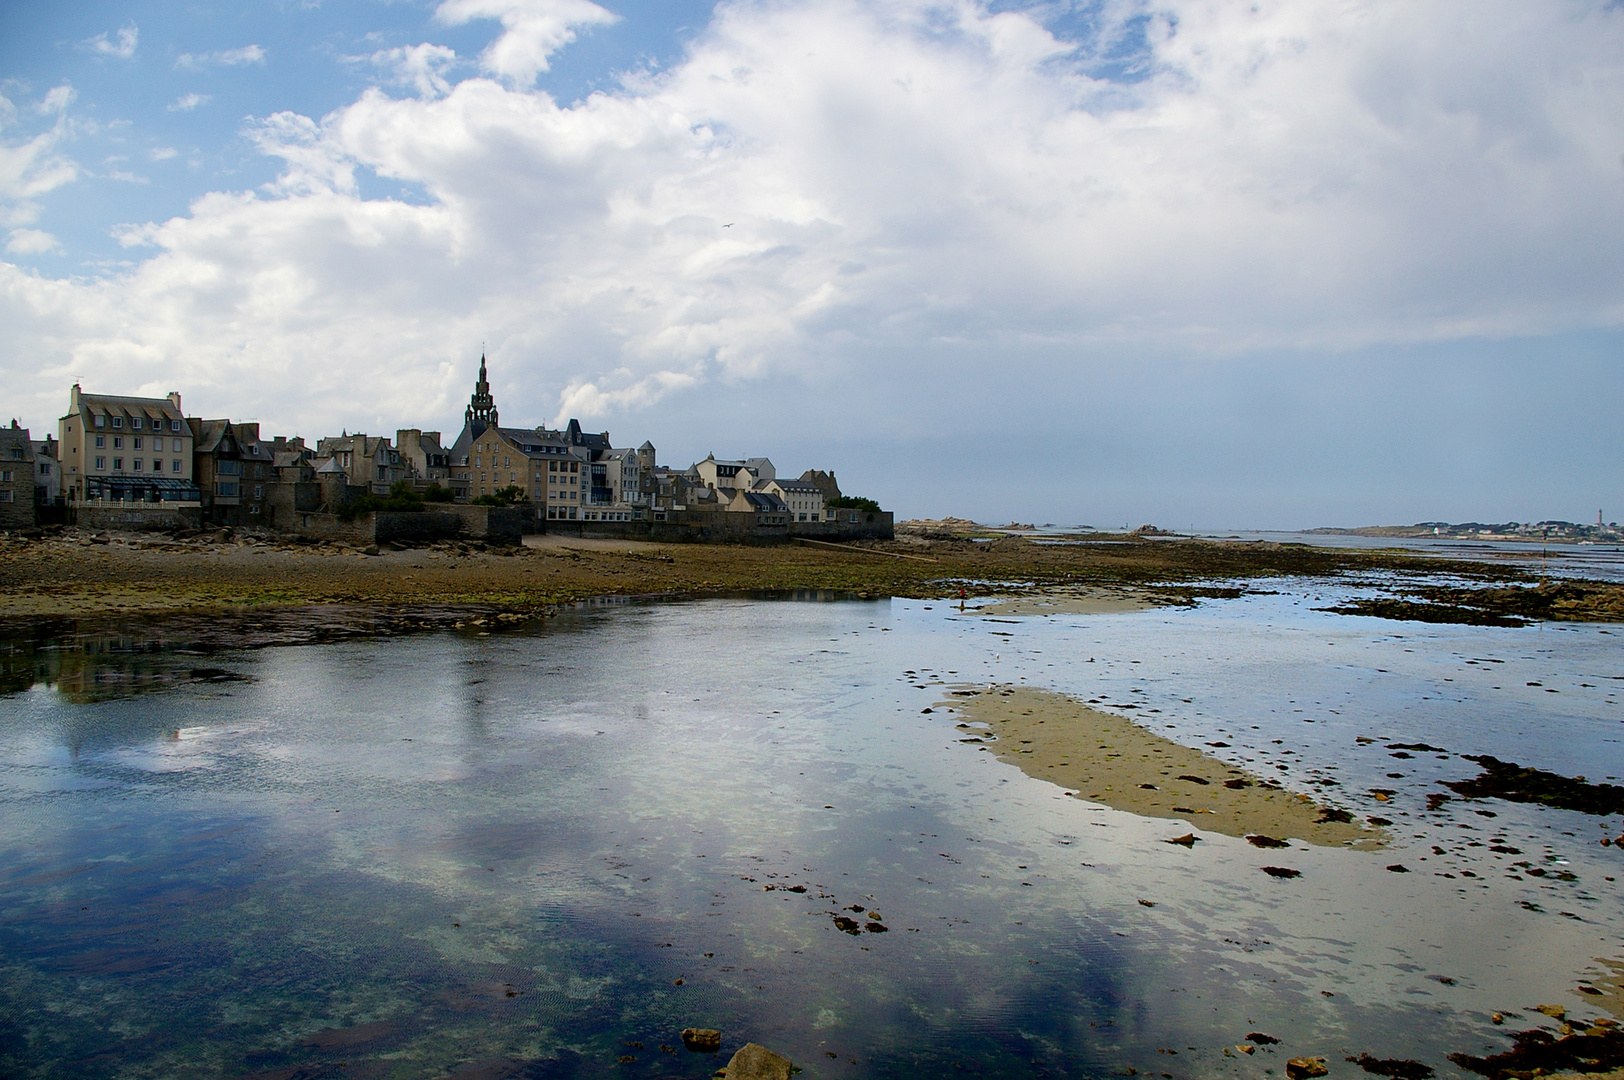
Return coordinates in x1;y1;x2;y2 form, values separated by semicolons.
1;586;1621;1079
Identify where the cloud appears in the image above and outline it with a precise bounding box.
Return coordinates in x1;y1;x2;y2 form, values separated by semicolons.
5;228;59;254
168;93;212;112
365;43;459;98
2;0;1624;454
149;147;179;161
83;24;139;60
175;45;266;70
0;87;80;228
434;0;617;86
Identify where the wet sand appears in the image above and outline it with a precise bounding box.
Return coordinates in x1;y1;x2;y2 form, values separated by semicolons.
938;685;1386;848
972;585;1178;616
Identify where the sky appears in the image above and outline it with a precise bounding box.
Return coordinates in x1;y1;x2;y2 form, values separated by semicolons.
2;0;1622;529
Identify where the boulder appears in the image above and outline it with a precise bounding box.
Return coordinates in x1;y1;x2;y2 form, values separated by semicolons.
681;1028;722;1052
1288;1057;1329;1079
719;1043;793;1080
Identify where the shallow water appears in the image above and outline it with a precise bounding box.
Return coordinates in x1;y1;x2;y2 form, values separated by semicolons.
1;587;1621;1079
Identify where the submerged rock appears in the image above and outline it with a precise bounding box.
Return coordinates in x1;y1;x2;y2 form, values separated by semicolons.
720;1042;794;1080
681;1028;723;1052
1348;1052;1434;1079
1288;1056;1329;1079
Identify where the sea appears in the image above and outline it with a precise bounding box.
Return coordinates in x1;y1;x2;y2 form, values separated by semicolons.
1;570;1621;1078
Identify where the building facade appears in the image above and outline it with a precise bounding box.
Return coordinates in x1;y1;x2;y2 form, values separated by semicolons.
0;422;35;528
57;385;198;504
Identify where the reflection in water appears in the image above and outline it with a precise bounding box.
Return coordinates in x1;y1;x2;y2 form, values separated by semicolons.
0;591;1620;1079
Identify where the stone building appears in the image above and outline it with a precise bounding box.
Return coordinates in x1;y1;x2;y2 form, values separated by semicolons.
57;385;199;505
0;422;35;528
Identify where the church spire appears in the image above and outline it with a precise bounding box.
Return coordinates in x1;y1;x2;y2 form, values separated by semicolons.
465;352;499;430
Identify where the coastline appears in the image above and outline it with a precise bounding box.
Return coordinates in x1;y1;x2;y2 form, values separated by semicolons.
3;526;1622;625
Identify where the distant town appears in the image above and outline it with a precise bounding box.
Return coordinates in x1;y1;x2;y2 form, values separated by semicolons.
0;357;890;544
1309;520;1619;542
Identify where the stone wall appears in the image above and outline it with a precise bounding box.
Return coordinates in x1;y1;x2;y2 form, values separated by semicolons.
546;510;893;544
439;503;530;544
75;503;204;532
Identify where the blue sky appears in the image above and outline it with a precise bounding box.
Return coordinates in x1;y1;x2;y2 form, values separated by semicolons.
3;0;1623;527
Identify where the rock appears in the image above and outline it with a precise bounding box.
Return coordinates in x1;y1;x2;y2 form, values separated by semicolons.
722;1042;793;1080
1490;1013;1503;1025
681;1028;722;1052
1288;1056;1329;1079
1262;866;1302;879
1248;1033;1282;1045
1247;835;1291;848
1165;833;1198;847
1535;1004;1566;1020
363;545;380;556
1386;864;1410;873
1236;1044;1256;1054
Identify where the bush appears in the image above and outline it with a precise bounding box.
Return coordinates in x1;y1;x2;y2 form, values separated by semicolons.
333;480;428;521
472;485;527;506
423;484;454;502
827;495;882;512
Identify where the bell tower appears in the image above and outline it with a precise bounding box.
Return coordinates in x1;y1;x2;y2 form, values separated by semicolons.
465;353;499;431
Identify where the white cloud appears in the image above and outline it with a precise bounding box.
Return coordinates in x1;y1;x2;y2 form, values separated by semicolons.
83;24;139;60
175;45;266;70
2;0;1624;449
5;228;60;254
434;0;617;86
168;93;212;112
365;43;459;98
0;87;80;229
149;147;179;161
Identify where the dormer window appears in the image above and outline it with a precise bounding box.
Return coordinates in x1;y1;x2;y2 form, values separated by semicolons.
112;416;123;429
170;420;181;432
132;418;143;430
93;414;105;429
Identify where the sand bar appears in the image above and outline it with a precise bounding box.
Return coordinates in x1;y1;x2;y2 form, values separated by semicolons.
939;684;1385;848
972;584;1179;616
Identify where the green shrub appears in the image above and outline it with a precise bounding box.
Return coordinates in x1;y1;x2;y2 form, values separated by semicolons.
827;495;881;512
472;485;527;506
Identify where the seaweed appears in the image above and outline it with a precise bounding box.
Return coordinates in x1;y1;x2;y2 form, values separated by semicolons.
1348;1053;1434;1080
1449;1026;1624;1080
1443;755;1624;815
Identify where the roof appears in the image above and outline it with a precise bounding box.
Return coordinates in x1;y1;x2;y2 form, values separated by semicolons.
315;457;346;475
736;491;788;513
72;392;184;423
0;426;35;461
192;419;238;455
771;478;821;493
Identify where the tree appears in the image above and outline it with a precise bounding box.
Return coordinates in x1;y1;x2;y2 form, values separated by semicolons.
827;495;881;512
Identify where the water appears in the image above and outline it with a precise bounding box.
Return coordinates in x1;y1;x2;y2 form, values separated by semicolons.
2;587;1621;1078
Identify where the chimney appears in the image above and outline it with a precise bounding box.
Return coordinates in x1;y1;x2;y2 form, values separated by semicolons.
167;391;182;413
70;383;81;412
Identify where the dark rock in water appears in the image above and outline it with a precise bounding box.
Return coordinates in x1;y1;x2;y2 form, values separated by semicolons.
1348;1053;1434;1079
1165;833;1198;847
1449;1024;1624;1080
1248;1033;1282;1045
865;921;888;933
1287;1057;1329;1079
1247;835;1291;849
1261;866;1302;879
1316;599;1528;627
1317;808;1354;824
1225;778;1252;789
1368;817;1393;826
1387;743;1447;753
1426;794;1451;811
681;1028;722;1052
722;1043;794;1080
1387;864;1410;873
832;915;862;935
1443;755;1624;815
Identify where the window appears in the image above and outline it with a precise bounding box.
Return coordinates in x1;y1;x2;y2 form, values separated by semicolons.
218;460;242;476
113;457;123;470
113;437;123;449
40;463;50;475
172;460;181;473
133;459;143;471
170;420;181;433
253;485;263;499
93;414;105;429
0;470;9;481
153;460;162;472
217;482;238;496
172;438;182;452
95;435;105;449
95;457;106;470
133;437;142;450
550;461;557;472
112;416;123;429
570;461;578;473
132;417;143;430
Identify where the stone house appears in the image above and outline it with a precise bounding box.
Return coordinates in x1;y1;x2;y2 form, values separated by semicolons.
32;435;59;506
0;422;35;528
57;385;198;505
314;434;404;495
